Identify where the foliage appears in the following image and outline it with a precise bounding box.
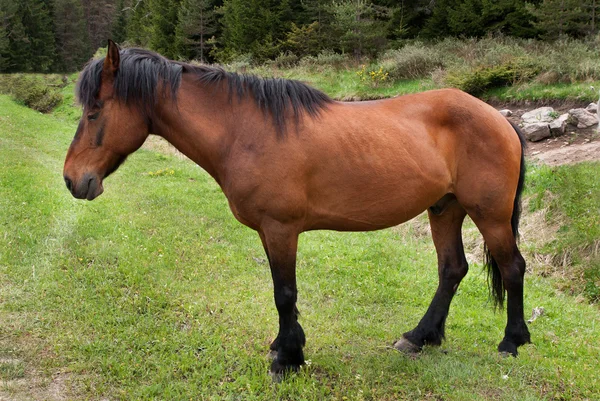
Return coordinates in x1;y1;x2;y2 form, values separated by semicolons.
0;74;64;112
527;0;592;39
219;0;292;62
0;0;56;72
444;60;541;95
280;22;322;58
329;0;389;59
174;0;217;62
379;42;447;79
356;64;389;87
53;0;90;71
148;0;182;59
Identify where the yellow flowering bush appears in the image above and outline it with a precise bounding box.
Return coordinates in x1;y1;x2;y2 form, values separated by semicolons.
356;65;389;87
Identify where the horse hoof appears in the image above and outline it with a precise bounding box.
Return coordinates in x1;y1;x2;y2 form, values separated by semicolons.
269;359;301;382
393;337;422;354
269;370;284;383
498;340;518;357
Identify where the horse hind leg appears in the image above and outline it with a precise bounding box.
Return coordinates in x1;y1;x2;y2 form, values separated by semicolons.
473;219;530;356
395;198;468;353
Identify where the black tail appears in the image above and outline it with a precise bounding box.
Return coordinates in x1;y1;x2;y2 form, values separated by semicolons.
486;121;526;308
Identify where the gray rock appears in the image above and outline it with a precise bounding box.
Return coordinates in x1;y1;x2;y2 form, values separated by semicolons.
499;109;512;117
568;108;599;128
549;113;569;136
585;102;597;113
522;122;551;142
521;107;556;124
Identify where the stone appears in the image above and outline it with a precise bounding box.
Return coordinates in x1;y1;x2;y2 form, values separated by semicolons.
585;102;597;113
522;122;551;142
499;109;512;117
568;108;599;129
521;107;556;124
549;113;569;136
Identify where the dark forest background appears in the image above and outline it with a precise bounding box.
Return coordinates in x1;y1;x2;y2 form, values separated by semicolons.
0;0;598;73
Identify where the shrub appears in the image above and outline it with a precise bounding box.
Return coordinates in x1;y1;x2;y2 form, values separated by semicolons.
379;43;447;79
271;52;299;68
299;50;350;70
0;74;64;113
444;59;541;95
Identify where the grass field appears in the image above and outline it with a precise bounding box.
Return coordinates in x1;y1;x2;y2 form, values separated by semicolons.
1;95;599;400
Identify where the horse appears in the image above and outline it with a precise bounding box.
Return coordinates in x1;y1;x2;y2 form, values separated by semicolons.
63;40;530;376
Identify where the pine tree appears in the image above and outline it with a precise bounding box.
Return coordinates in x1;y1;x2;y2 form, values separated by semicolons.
174;0;217;62
127;0;152;46
299;0;337;49
528;0;588;39
81;0;116;52
0;1;11;71
148;0;181;58
54;0;90;71
1;0;56;72
220;0;292;61
329;0;389;59
111;0;129;44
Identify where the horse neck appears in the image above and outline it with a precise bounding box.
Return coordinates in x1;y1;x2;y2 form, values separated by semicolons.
150;75;237;184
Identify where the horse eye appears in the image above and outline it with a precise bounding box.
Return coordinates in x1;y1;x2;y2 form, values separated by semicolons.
87;112;100;121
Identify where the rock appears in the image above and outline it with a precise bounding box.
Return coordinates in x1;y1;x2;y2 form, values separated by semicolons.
586;102;597;113
522;122;551;142
568;108;599;128
521;107;556;124
549;113;569;136
499;109;512;117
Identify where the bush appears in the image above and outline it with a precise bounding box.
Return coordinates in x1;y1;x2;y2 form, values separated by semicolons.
0;74;64;112
444;59;541;95
299;50;350;70
379;43;447;80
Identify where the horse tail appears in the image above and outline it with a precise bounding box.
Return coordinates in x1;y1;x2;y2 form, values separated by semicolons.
485;121;526;308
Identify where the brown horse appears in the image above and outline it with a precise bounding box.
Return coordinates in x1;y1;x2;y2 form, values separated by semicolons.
63;40;530;375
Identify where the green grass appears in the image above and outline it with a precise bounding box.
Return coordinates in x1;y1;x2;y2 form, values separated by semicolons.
1;95;600;400
485;81;600;103
526;163;600;302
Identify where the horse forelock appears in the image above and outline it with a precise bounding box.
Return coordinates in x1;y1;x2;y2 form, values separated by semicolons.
76;48;331;136
76;48;182;113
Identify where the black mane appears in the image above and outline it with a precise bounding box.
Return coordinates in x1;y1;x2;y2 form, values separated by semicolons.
76;48;332;136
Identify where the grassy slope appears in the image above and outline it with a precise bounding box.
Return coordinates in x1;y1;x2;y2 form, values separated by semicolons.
1;95;599;400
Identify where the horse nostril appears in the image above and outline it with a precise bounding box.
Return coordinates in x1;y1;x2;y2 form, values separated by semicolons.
64;176;73;192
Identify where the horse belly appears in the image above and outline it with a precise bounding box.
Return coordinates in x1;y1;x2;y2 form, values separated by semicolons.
304;168;449;232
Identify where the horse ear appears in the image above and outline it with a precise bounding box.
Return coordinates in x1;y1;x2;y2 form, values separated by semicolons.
102;39;120;80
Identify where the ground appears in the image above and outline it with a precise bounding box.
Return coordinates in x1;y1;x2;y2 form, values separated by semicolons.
493;102;600;166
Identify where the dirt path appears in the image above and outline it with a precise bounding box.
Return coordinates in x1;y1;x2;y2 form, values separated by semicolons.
498;103;600;166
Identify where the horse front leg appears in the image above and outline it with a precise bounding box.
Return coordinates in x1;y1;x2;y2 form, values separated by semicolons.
259;223;305;376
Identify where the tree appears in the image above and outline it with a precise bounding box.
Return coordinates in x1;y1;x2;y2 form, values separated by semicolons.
0;1;11;71
54;0;90;71
127;0;152;47
0;0;55;72
220;0;292;61
423;0;537;38
148;0;181;58
528;0;588;39
111;0;130;44
174;0;217;62
81;0;116;52
329;0;389;59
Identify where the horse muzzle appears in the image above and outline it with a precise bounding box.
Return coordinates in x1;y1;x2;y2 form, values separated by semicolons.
64;173;104;200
